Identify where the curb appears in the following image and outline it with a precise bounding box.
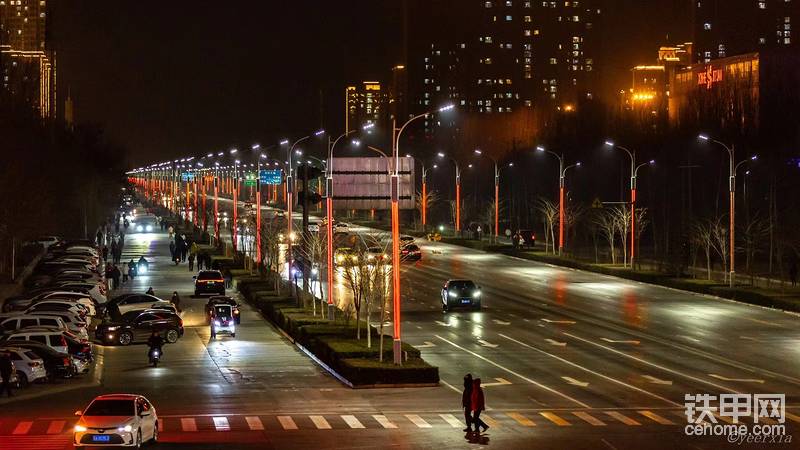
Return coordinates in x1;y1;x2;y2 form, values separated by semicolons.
0;378;100;405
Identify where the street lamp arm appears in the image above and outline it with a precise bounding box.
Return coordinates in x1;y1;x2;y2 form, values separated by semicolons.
634;162;650;176
562;163;580;176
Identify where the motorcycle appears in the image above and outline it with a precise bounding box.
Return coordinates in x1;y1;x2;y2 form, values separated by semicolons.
149;348;160;367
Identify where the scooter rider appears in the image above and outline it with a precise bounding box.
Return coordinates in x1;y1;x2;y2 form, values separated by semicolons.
147;331;164;362
138;256;149;273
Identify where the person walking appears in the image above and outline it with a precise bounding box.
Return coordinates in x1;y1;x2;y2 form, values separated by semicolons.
114;242;122;264
171;291;182;313
0;350;14;397
127;259;137;282
102;245;109;262
790;258;798;288
180;235;188;262
111;264;121;290
188;252;195;271
471;378;488;433
462;374;473;431
169;239;177;262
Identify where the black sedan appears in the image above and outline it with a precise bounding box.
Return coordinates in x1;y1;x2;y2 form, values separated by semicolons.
204;296;241;324
95;310;184;345
441;279;482;312
194;270;225;296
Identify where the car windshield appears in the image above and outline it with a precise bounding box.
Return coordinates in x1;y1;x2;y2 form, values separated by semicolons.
198;271;221;280
84;399;134;416
214;306;232;316
449;281;477;293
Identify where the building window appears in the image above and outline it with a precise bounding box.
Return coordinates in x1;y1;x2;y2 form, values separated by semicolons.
505;15;512;21
549;58;557;64
703;22;712;30
485;1;492;6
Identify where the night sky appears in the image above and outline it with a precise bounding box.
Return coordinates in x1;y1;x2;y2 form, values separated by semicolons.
50;1;689;166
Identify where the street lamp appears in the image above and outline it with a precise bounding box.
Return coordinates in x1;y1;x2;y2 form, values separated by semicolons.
286;133;321;297
406;153;435;232
437;151;461;234
698;134;755;288
473;149;508;242
604;140;640;267
536;146;579;255
390;104;454;365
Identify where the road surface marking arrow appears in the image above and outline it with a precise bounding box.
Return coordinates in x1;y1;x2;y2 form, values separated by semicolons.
562;376;589;387
708;374;765;384
478;339;499;348
600;338;640;345
545;339;567;346
739;336;760;341
541;318;576;324
416;341;436;348
481;377;512;387
492;319;511;325
642;375;672;385
435;320;451;327
677;335;701;343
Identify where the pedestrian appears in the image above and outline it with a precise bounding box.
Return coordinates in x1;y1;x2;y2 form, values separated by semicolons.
476;225;482;241
96;229;104;247
127;259;137;281
512;232;520;250
102;245;109;262
146;287;155;296
471;378;488;433
462;374;473;432
169;240;177;261
111;240;118;259
0;350;14;397
168;224;174;235
114;243;122;265
105;264;114;289
790;258;798;288
188;253;195;271
171;291;182;313
111;264;121;290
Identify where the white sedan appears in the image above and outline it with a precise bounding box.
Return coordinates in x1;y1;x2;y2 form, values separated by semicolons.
74;394;158;448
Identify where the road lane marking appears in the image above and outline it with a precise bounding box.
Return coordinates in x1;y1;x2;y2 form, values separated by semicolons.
46;420;65;434
677;335;701;343
245;416;264;431
12;421;32;435
600;338;640;345
435;321;451;327
441;380;462;393
309;415;331;429
212;417;230;431
492;319;511;325
482;415;500;428
545;338;567;346
373;415;397;429
439;414;463;428
507;412;536;427
605;411;640;425
785;412;800;423
499;333;679;406
541;318;576;324
562;376;589;387
642;375;672;385
180;418;197;432
638;410;674;425
416;341;437;348
341;415;365;429
277;416;298;430
481;377;512;387
562;332;742;394
477;339;498;348
436;334;591;408
708;373;765;384
540;412;571;426
572;411;606;426
405;414;432;428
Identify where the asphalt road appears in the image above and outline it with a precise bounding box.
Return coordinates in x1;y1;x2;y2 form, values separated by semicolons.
2;201;799;450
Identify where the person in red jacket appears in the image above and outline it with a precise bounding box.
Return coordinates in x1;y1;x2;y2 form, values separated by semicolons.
471;378;488;433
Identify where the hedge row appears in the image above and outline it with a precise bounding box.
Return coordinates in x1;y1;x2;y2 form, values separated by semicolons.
235;277;439;387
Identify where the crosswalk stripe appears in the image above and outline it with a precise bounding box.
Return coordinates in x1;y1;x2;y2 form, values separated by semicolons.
439;413;463;428
213;417;230;431
673;411;711;424
785;412;800;423
12;421;33;435
180;418;197;432
638;410;674;425
605;411;641;425
245;416;264;431
481;414;500;428
540;412;571;426
278;416;298;430
341;415;365;429
507;412;535;427
309;415;331;429
405;414;432;428
373;415;397;429
46;420;65;434
572;411;606;426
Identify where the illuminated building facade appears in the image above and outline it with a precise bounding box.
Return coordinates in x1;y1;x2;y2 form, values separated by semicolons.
694;0;797;63
0;0;55;118
345;81;388;131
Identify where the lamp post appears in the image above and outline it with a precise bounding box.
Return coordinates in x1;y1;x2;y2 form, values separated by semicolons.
698;134;757;288
252;144;266;267
604;141;639;267
473;149;508;242
406;154;434;232
437;151;461;235
390;104;454;365
536;146;579;255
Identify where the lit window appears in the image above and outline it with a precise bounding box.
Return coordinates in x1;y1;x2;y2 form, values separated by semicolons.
485;1;492;6
704;22;712;30
505;15;512;21
549;58;557;64
759;1;765;8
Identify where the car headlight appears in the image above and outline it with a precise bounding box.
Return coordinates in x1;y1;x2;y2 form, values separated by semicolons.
136;225;143;232
107;326;120;331
448;290;457;298
214;320;221;326
146;225;153;232
472;290;482;298
74;425;87;432
118;425;132;433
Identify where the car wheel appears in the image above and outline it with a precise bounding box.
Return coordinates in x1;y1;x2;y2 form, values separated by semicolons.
165;328;179;343
118;331;133;346
135;429;142;449
17;372;28;388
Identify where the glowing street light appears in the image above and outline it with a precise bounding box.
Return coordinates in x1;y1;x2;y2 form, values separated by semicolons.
537;145;580;255
473;148;511;241
438;152;461;233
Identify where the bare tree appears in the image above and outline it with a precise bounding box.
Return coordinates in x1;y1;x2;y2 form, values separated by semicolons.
742;213;770;279
415;189;440;231
298;230;327;316
535;197;559;254
633;208;650;269
690;219;715;280
593;209;617;264
564;200;587;253
261;220;284;294
710;216;729;283
612;206;632;267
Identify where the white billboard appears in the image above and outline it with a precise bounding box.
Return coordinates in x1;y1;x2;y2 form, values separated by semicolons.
330;157;415;210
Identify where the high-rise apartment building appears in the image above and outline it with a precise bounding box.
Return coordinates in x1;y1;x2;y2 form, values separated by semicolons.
410;0;600;117
694;0;797;63
345;81;388;131
0;0;55;118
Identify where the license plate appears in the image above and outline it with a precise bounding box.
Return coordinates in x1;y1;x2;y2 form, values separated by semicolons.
461;299;471;304
92;435;111;442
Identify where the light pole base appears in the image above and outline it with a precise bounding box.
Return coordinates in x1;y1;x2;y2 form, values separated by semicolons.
393;339;402;365
729;271;735;288
327;303;335;321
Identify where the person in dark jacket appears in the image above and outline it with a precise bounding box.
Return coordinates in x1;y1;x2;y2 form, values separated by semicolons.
171;291;182;313
0;351;14;397
111;264;121;289
127;259;137;281
471;378;488;433
462;373;473;431
102;245;109;262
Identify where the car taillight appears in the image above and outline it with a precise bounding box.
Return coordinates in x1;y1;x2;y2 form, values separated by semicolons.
60;336;67;347
28;361;41;367
63;357;70;366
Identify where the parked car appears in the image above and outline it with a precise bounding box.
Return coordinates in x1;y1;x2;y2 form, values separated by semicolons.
29;236;62;249
204;296;241;324
193;270;225;296
105;294;172;317
2;340;75;379
47;282;106;305
366;247;388;262
399;235;415;246
73;394;159;448
0;345;47;386
0;314;84;339
4;326;94;367
25;310;88;336
441;279;482;312
400;243;422;261
25;300;88;318
30;293;97;317
96;310;183;346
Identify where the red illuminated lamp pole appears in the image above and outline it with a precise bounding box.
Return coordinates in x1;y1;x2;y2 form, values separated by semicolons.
232;161;240;252
473;149;513;242
436;152;461;235
286;133;320;297
406;155;434;232
213;163;220;244
536;146;580;255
